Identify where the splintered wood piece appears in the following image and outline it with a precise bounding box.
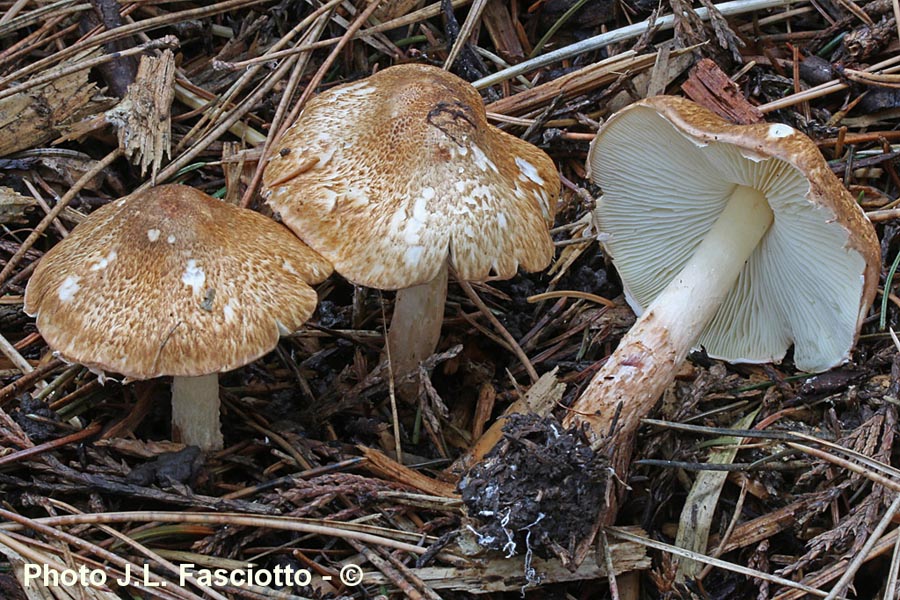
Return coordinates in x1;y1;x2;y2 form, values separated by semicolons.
449;368;565;474
470;382;497;441
358;445;460;498
0;51;105;157
0;187;37;225
486;50;664;116
606;42;695;113
482;0;525;63
681;58;764;124
365;526;651;592
107;49;176;181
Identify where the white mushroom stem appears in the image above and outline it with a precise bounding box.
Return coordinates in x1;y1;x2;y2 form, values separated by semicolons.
171;374;223;451
386;261;449;395
564;186;774;449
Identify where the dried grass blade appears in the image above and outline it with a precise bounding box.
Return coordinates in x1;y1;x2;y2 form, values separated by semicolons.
674;409;759;580
0;0;273;90
444;0;490;70
473;0;802;89
607;527;831;598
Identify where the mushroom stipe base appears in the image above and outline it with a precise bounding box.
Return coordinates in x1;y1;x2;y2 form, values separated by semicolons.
171;373;223;451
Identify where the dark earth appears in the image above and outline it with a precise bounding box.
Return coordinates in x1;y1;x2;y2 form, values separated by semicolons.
459;414;609;565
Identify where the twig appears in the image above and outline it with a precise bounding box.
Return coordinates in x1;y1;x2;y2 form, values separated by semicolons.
278;0;382;142
0;0;84;39
759;53;900;112
0;36;178;102
0;0;271;90
0;331;39;380
0;507;203;597
773;529;900;600
606;527;832;598
47;498;231;600
179;0;339;152
0;359;65;404
698;481;748;579
173;82;266;147
214;0;473;70
0;0;44;25
0;147;123;288
472;0;802;88
380;297;405;464
348;540;430;600
443;0;489;70
822;493;900;600
236;5;335;207
885;521;900;600
527;290;615;307
791;430;900;482
458;279;539;382
0;511;437;555
22;179;68;238
0;422;101;468
599;529;620;600
787;442;900;493
145;58;299;187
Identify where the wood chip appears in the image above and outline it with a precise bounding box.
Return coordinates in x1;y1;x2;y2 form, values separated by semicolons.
0;51;106;157
0;187;36;225
606;42;695;112
449;368;565;474
359;445;460;498
106;49;176;182
482;0;525;62
485;51;660;116
368;526;651;592
681;58;765;124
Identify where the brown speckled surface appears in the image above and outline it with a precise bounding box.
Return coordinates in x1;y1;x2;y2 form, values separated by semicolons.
263;64;560;290
24;184;333;379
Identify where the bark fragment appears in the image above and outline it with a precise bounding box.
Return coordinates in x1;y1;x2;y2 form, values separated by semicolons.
0;52;106;157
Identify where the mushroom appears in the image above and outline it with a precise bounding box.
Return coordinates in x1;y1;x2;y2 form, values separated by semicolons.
564;96;880;465
263;64;559;388
24;184;332;450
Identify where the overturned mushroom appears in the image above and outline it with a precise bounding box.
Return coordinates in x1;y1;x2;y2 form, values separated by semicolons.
565;96;880;476
24;184;332;450
263;63;559;389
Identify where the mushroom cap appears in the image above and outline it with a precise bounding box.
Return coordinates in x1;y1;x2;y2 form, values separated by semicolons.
588;96;880;372
263;63;559;290
24;184;333;380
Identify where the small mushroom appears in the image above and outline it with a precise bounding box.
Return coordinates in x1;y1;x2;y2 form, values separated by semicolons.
24;184;332;450
263;64;559;388
565;96;880;466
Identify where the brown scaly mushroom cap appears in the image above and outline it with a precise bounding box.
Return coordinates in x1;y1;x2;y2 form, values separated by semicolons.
263;63;560;290
24;184;333;380
589;96;880;371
